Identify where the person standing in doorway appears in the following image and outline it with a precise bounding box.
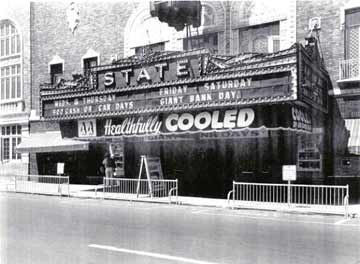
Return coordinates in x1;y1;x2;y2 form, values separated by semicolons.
103;152;114;186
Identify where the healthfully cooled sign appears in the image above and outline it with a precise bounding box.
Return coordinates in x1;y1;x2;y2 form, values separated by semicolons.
97;105;302;137
103;108;254;136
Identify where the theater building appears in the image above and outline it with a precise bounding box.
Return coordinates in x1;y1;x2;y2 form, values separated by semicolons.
12;0;353;198
17;41;348;198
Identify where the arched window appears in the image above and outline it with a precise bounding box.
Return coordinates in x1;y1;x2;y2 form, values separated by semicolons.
0;20;20;57
124;2;225;56
124;4;175;57
0;20;22;162
0;20;22;101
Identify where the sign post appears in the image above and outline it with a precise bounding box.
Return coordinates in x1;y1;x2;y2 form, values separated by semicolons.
282;165;297;207
57;162;65;175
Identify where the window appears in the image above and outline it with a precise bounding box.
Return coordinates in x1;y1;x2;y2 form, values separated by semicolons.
344;8;360;78
268;36;280;53
83;57;98;70
50;63;63;85
0;64;21;100
183;33;218;53
0;125;21;161
83;56;98;76
134;42;165;56
345;8;360;60
0;21;20;58
239;22;280;53
82;49;99;74
0;20;21;101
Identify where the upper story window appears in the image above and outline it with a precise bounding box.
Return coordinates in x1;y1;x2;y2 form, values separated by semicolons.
1;125;21;161
83;57;98;70
0;64;21;100
0;21;20;58
82;48;99;74
239;22;280;54
50;63;63;85
183;32;218;53
48;55;64;85
0;20;22;102
134;42;165;56
124;2;224;56
345;8;360;60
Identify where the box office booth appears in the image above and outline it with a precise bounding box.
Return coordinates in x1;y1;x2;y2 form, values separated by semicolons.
18;42;348;198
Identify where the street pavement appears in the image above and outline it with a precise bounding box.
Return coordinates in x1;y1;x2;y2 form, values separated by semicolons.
1;193;360;264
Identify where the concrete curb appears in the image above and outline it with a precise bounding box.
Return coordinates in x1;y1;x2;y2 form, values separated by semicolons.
4;190;359;218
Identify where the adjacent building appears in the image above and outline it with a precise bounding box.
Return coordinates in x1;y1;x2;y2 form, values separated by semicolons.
0;1;31;175
296;0;360;199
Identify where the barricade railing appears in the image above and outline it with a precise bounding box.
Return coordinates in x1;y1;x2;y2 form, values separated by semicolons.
228;181;349;217
103;178;178;202
0;175;17;191
290;184;348;206
0;174;70;196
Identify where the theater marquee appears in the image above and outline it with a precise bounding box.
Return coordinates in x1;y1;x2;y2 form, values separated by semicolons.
40;47;305;121
42;71;294;120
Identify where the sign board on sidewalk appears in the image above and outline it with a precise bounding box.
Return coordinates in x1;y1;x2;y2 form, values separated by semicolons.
282;165;296;181
137;155;164;197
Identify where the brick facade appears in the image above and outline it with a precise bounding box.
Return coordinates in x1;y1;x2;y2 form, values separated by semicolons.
31;1;135;116
296;0;346;86
297;0;360;184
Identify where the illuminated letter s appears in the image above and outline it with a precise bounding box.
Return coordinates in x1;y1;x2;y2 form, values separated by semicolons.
104;72;115;87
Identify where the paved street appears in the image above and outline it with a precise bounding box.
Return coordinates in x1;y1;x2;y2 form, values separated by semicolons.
1;193;360;264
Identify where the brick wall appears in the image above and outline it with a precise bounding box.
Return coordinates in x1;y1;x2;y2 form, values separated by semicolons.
31;1;135;116
296;0;359;179
296;0;345;87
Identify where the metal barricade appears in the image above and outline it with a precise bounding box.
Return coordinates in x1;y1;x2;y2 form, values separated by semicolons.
103;178;178;202
0;175;17;191
12;175;70;196
291;184;348;206
228;181;349;216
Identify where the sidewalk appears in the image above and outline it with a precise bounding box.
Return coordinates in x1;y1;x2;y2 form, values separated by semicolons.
67;184;360;217
2;180;359;217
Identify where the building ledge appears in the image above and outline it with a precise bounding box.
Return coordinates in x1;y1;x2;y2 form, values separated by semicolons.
329;87;360;97
0;112;30;125
336;76;360;87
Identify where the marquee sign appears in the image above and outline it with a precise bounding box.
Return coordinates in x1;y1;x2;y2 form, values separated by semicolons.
291;106;312;132
69;105;302;138
78;119;96;137
98;57;202;89
42;72;293;120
